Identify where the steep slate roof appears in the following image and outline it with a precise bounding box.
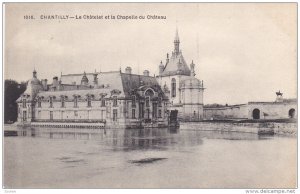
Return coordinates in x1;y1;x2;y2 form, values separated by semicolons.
161;52;191;77
40;71;166;99
37;87;116;100
120;73;167;98
61;71;124;94
160;29;191;77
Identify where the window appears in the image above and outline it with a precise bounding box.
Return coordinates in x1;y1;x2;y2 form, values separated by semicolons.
152;103;157;118
101;98;106;107
23;111;27;121
22;99;26;108
146;96;150;107
146;109;150;119
87;96;91;107
61;111;64;119
132;109;136;118
74;111;78;117
158;97;162;107
113;109;118;121
132;95;136;107
101;110;105;119
38;98;41;108
113;96;117;106
49;97;53;108
61;97;65;108
158;110;162;118
171;78;176;97
74;96;78;108
50;111;53;121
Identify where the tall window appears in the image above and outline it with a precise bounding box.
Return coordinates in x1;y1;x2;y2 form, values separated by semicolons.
87;96;91;107
101;98;106;107
61;97;65;108
158;110;162;118
158;97;162;107
113;96;117;107
50;111;53;121
49;97;53;108
152;103;157;118
74;96;78;108
132;95;136;107
38;98;42;108
146;96;150;107
171;78;176;97
22;99;26;108
113;109;118;121
132;109;136;118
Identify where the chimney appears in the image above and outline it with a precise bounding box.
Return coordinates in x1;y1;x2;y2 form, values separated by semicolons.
52;76;58;87
143;70;149;76
41;79;48;90
125;67;132;74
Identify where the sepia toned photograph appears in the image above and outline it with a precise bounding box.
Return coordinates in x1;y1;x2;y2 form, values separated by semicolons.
3;2;297;190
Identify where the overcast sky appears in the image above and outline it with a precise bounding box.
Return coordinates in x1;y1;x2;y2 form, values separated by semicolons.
4;3;297;104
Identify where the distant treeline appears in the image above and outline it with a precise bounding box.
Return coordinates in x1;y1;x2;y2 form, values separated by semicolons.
5;80;27;123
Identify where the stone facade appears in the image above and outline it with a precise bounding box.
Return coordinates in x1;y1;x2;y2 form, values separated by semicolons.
156;29;205;121
17;70;169;128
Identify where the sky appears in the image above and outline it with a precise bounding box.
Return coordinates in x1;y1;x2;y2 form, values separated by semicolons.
4;3;297;104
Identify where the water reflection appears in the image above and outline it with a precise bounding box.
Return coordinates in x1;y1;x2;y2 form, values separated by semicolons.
17;126;270;151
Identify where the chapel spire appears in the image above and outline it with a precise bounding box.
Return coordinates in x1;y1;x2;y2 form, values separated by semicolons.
174;27;180;55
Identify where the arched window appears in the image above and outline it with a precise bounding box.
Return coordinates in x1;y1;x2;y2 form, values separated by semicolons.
171;78;176;97
289;108;295;118
253;109;260;119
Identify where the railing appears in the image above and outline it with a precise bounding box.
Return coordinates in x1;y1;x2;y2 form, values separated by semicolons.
32;119;106;123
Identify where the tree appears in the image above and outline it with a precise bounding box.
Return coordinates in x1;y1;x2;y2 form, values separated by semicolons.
4;79;27;123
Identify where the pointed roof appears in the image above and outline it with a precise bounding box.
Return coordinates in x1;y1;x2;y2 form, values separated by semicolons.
160;29;191;77
174;27;180;42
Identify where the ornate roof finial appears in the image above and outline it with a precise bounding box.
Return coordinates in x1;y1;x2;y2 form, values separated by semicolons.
175;27;180;42
33;67;37;78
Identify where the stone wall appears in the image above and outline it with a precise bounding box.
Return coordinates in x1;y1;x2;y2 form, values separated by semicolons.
204;101;297;120
180;121;297;136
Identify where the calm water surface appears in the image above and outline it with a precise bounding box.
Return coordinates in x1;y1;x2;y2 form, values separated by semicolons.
4;126;297;188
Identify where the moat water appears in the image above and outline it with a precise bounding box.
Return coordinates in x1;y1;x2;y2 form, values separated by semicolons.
4;126;297;188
